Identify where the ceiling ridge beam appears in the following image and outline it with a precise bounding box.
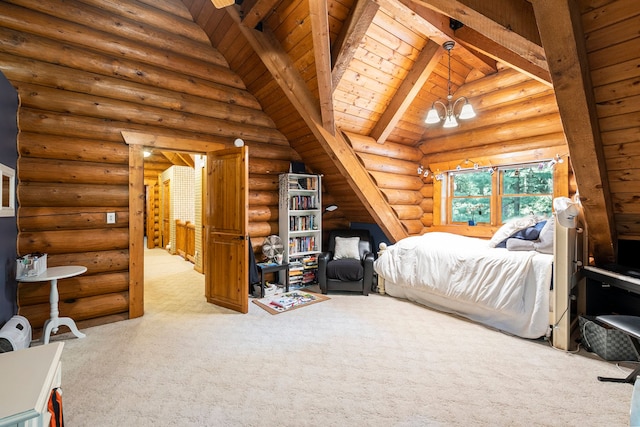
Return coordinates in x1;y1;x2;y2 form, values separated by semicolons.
226;6;408;242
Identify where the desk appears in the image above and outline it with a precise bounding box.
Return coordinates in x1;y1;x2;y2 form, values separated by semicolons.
256;262;289;298
0;342;64;427
20;266;87;344
583;265;640;316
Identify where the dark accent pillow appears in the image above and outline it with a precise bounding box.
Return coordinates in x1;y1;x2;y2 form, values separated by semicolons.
327;259;364;281
496;220;547;248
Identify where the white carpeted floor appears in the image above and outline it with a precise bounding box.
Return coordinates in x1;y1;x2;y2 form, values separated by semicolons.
54;248;633;426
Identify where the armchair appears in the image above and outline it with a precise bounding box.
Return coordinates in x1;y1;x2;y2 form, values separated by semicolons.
318;229;375;295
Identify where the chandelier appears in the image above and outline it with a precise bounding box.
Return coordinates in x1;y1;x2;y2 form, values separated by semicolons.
425;41;476;128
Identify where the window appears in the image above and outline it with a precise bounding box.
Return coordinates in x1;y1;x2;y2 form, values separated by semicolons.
500;165;553;221
450;170;491;224
447;163;553;225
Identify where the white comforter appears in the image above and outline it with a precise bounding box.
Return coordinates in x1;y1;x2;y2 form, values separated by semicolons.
374;232;554;338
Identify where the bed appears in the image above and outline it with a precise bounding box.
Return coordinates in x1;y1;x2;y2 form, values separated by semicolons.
374;215;583;347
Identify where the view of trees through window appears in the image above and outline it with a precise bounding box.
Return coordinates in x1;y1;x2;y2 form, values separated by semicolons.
450;164;553;224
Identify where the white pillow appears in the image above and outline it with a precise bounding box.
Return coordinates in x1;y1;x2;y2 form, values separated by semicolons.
333;236;360;260
488;217;537;248
506;238;536;251
534;216;555;254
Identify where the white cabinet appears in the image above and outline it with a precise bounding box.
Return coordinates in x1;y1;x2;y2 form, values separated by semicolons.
0;343;64;427
279;173;322;288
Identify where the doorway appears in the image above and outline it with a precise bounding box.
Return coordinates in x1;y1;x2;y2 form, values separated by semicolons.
123;131;226;318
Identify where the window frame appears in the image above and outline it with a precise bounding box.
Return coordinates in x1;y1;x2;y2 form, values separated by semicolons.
446;169;496;225
429;149;569;231
0;163;15;218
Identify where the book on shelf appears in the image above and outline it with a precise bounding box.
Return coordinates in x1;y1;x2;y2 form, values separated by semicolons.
289;195;317;210
290;215;317;231
288;236;317;254
287;176;316;191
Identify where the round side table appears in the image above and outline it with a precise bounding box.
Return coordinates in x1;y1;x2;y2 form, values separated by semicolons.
20;265;88;344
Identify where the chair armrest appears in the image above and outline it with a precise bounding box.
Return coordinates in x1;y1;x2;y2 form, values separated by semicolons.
318;252;332;291
318;251;332;266
362;251;375;295
362;251;374;264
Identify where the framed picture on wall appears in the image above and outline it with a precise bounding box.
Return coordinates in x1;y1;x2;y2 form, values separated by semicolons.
0;162;15;217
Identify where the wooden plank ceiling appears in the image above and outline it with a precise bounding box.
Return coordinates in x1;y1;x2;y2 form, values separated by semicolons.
176;0;640;265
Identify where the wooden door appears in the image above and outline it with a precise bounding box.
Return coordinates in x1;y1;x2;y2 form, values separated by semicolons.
204;147;249;313
162;179;170;249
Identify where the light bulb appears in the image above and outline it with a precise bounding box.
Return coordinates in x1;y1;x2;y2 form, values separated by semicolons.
459;102;476;120
425;108;440;124
443;115;458;128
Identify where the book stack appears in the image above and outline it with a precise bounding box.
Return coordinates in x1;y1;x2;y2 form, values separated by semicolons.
288;176;316;191
289;260;304;289
268;291;317;311
301;255;318;285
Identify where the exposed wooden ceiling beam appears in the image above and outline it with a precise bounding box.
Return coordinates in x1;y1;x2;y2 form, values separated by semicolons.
531;0;616;264
225;6;408;242
211;0;235;9
238;0;282;30
410;0;548;72
178;153;195;167
454;25;552;86
450;0;541;44
121;131;225;152
161;151;189;166
309;0;335;133
376;0;497;76
331;0;379;91
370;40;443;144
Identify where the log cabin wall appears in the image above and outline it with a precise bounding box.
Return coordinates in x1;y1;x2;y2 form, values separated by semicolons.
0;0;298;330
344;132;427;235
580;0;640;241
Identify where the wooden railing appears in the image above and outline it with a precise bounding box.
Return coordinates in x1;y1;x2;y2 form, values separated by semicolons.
176;220;196;263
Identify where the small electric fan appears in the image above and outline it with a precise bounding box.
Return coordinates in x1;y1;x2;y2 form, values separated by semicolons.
262;235;284;262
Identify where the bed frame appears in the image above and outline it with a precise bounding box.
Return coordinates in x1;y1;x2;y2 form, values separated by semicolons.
376;221;586;351
552;223;586;350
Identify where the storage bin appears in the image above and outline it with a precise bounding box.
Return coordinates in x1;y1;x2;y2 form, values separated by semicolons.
579;315;639;361
16;253;47;279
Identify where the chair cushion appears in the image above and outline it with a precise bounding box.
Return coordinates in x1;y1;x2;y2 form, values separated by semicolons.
327;259;364;281
333;236;361;260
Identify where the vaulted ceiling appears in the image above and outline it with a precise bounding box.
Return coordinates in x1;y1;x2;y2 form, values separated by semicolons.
177;0;633;265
